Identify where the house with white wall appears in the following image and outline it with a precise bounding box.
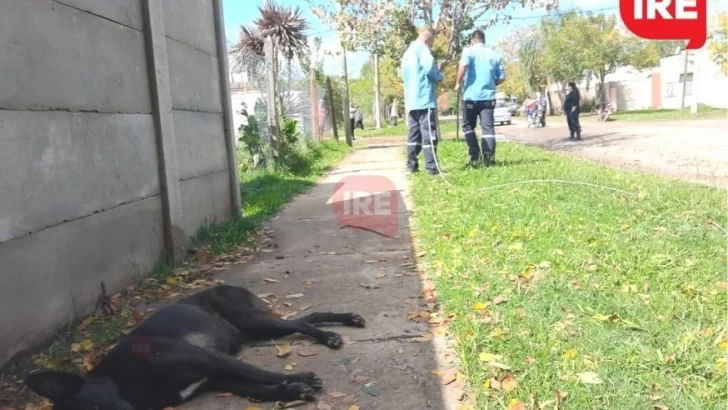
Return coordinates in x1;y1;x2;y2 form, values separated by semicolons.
658;46;728;110
544;43;727;113
228;70;263;137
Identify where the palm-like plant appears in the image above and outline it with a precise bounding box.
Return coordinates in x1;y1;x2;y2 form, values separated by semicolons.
230;0;309;73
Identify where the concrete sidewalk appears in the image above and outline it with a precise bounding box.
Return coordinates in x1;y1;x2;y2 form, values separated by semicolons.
181;139;465;409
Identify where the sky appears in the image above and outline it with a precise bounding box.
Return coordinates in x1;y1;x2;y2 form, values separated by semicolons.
221;0;726;79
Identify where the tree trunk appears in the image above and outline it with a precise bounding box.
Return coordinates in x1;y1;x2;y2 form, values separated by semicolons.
598;69;606;106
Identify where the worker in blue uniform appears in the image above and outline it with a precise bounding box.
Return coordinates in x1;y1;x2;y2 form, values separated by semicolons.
400;28;444;175
455;29;506;168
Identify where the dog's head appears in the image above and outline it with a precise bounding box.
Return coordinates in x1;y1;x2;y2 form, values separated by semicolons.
24;371;134;410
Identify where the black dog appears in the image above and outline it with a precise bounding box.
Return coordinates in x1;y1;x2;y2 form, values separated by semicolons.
24;285;365;409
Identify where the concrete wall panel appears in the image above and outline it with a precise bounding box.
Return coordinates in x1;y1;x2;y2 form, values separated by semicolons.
162;0;217;56
0;0;238;369
55;0;144;30
173;110;228;180
179;170;232;238
166;38;223;113
0;197;164;367
0;1;151;113
0;112;159;243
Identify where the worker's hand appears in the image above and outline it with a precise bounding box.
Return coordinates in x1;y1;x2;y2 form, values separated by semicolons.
454;82;461;92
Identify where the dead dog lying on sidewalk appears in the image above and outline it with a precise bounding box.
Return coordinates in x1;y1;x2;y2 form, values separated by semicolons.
24;284;366;409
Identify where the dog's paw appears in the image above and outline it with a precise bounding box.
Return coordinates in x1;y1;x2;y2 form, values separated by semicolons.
324;332;343;349
348;313;366;328
296;372;324;391
281;382;317;401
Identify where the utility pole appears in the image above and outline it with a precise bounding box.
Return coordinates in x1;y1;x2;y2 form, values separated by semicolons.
680;48;690;109
374;53;382;129
340;47;353;146
690;48;700;114
336;2;353;147
325;77;338;141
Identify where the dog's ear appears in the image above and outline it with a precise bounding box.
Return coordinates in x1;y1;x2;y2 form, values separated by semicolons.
24;371;85;401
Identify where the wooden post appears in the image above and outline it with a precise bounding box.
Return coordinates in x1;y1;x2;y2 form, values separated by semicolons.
326;76;338;141
263;36;279;157
340;49;353;146
374;53;382;129
309;66;320;141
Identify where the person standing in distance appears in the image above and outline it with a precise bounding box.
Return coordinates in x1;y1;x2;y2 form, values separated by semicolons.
563;81;582;140
400;28;444;175
455;29;506;168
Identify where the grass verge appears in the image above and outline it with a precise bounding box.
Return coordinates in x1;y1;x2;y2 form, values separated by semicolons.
409;140;727;409
354;118;459;138
0;139;352;408
544;104;727;124
195;139;352;254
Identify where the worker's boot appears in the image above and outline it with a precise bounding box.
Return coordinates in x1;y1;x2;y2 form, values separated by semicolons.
575;131;582;141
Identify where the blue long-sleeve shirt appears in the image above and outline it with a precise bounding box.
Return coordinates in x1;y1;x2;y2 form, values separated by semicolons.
400;40;443;112
459;43;505;102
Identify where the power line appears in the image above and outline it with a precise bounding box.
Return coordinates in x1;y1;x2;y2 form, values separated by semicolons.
481;6;619;21
306;5;620;37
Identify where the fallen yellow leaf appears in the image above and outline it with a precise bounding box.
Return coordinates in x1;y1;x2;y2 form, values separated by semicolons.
501;374;518;392
577;371;603;384
276;343;291;358
563;349;577;360
718;337;728;350
488;328;508;338
79;339;94;352
82;355;95;372
593;313;619;323
471;302;488;311
492;296;508;305
478;352;502;362
508;242;523;251
507;399;526;410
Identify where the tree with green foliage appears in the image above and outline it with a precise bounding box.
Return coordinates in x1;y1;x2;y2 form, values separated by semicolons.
538;12;589;100
709;11;728;76
575;13;659;104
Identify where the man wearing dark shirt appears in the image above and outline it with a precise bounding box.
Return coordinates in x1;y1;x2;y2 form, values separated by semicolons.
563;81;582;141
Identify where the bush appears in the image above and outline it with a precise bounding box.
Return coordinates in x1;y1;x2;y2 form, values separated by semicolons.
237;111;339;177
580;97;597;113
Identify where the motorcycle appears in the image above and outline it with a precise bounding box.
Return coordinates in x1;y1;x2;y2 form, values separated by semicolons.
597;103;613;122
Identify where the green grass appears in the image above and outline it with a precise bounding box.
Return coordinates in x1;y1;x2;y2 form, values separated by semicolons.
194;139;352;254
546;105;727;123
354;118;459;138
409;141;727;409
